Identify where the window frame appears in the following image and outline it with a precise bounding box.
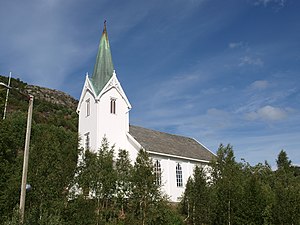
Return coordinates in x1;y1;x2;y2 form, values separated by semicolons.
84;132;90;150
86;98;90;117
110;98;116;114
176;162;183;187
154;159;162;186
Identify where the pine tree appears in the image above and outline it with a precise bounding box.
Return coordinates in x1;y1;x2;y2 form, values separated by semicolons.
273;150;300;224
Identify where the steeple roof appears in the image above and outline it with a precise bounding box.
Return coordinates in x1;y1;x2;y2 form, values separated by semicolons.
91;22;114;95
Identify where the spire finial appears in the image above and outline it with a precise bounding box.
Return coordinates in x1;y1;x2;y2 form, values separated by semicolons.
103;20;107;33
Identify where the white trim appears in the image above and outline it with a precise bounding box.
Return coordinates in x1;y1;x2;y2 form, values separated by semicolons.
175;162;183;188
77;75;97;113
192;138;217;157
126;132;142;150
97;71;132;109
147;150;211;163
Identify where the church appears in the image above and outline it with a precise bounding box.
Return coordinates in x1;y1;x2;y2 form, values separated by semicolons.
77;24;215;202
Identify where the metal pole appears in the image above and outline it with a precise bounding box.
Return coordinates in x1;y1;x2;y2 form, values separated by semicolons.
3;72;11;120
19;95;33;224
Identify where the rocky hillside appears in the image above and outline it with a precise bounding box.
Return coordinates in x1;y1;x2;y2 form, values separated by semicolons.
25;85;78;109
0;75;78;131
0;75;78;109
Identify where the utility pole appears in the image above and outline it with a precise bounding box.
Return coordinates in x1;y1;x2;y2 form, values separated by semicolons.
19;95;33;224
0;77;34;223
2;72;11;120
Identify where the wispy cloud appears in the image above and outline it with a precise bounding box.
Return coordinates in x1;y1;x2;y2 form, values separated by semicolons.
253;0;286;7
239;56;264;66
246;105;288;121
228;41;249;50
250;80;270;90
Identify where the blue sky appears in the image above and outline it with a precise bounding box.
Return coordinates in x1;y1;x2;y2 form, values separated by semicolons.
1;0;299;167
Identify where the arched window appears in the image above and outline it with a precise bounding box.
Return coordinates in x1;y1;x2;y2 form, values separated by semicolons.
86;98;90;117
110;98;116;114
84;132;90;150
154;160;162;186
176;163;183;187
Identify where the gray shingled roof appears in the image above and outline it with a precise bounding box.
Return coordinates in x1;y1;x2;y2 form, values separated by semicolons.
129;125;215;162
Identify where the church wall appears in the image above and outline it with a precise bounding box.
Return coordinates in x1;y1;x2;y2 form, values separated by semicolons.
96;87;130;152
151;154;208;202
126;135;140;163
78;90;98;153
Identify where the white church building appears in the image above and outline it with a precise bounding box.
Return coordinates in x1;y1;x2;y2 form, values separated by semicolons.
77;24;215;202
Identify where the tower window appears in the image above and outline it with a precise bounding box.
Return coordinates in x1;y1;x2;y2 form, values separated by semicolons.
86;99;90;117
110;98;116;114
176;163;183;187
84;132;90;150
154;160;162;186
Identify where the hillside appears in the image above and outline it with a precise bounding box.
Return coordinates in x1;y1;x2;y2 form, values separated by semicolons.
0;75;80;224
0;75;78;131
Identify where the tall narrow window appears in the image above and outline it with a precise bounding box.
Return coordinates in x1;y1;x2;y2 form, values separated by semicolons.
86;99;90;117
110;98;116;114
176;163;183;187
84;132;90;150
154;160;162;186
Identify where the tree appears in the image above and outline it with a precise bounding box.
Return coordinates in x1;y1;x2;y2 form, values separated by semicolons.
210;144;244;224
0;113;26;223
238;162;274;225
180;177;194;222
130;149;162;225
116;149;133;220
276;150;291;170
25;124;78;224
192;166;211;224
272;150;300;224
73;137;117;224
181;166;211;225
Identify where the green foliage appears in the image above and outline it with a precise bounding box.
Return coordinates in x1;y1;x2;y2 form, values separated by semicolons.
276;149;292;170
63;197;96;225
130;149;162;225
0;76;79;224
71;146;182;225
116;149;133;218
25;124;78;223
180;166;211;224
272;150;300;224
0;113;27;223
210;144;245;224
181;146;300;225
3;207;21;225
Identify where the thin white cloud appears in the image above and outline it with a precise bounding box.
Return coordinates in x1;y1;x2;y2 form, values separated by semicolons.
229;41;244;49
250;80;270;90
254;0;286;7
239;56;264;66
246;105;287;121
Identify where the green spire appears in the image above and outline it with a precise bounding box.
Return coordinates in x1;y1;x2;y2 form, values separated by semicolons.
91;21;114;95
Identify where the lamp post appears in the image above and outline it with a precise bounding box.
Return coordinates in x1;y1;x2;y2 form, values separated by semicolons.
0;80;34;224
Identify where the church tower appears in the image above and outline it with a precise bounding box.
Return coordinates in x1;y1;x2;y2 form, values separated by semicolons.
77;23;131;153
